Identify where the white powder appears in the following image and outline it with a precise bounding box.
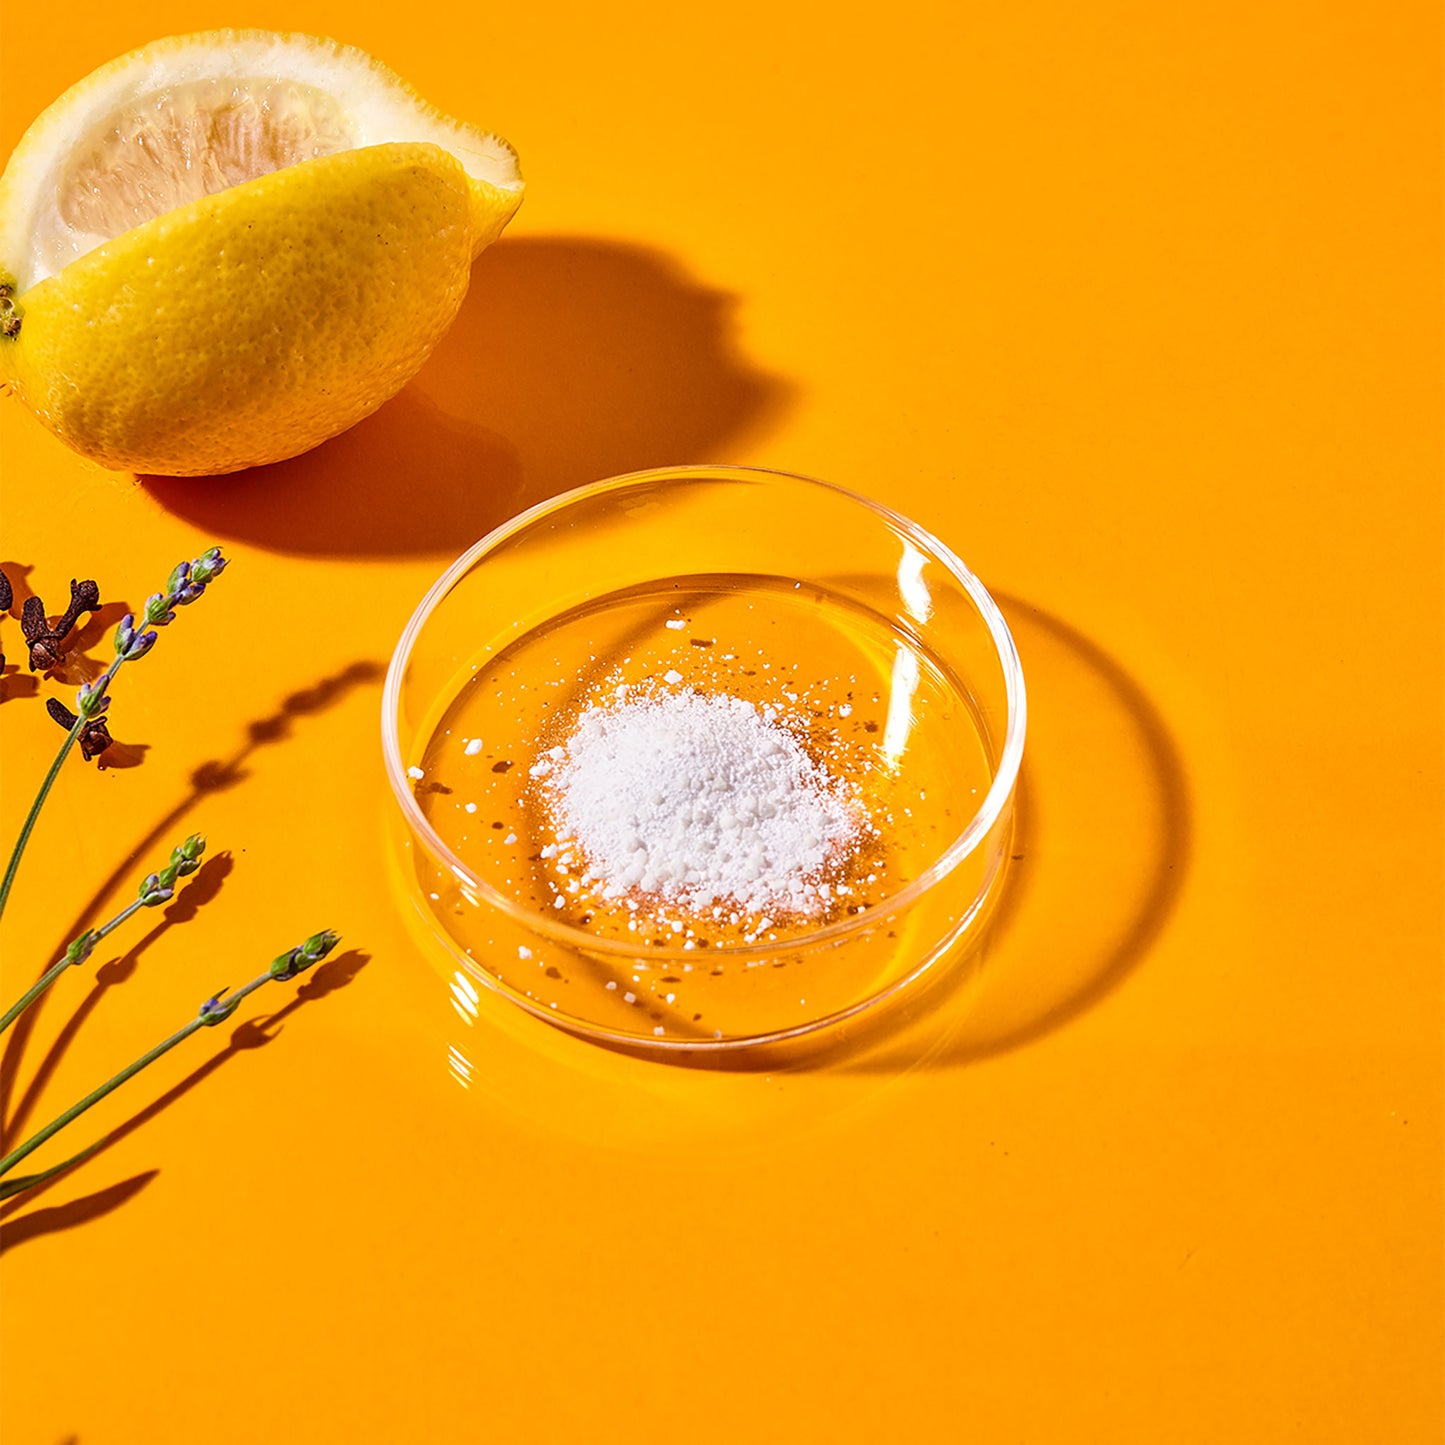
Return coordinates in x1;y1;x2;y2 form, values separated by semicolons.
539;689;861;917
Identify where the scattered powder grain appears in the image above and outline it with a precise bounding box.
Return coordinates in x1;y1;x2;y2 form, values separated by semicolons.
538;689;862;918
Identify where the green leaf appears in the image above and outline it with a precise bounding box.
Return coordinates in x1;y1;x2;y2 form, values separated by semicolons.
0;1138;106;1199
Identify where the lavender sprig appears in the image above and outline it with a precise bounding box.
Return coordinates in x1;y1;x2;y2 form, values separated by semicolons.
0;548;227;923
0;835;207;1037
0;930;339;1199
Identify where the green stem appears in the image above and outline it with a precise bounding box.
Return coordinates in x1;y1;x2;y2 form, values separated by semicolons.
0;1018;205;1178
0;971;272;1180
92;895;147;945
0;895;146;1038
0;719;84;924
0;653;128;925
0;957;73;1036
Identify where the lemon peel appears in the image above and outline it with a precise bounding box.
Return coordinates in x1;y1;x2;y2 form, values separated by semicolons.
0;31;523;475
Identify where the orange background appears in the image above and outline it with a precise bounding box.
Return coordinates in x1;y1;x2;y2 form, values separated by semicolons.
1;2;1441;1441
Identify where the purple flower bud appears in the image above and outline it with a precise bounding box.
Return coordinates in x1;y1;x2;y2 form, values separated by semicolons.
64;931;96;967
271;930;341;980
174;583;206;606
301;930;341;963
199;991;241;1026
191;548;228;585
114;612;136;657
145;592;176;627
269;948;304;981
125;629;158;661
77;678;111;719
167;561;192;595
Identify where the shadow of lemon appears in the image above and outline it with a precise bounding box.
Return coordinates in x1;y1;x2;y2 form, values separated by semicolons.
141;234;792;558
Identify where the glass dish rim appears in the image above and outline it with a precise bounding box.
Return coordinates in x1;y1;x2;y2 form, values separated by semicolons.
381;463;1027;965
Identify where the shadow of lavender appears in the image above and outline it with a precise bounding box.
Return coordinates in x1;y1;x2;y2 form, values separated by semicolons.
0;950;370;1252
0;659;382;1138
1;853;235;1148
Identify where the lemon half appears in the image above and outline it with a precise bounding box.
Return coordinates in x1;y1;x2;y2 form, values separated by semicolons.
0;31;523;475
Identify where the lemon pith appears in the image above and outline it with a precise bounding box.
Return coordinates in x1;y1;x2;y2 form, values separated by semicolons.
0;31;523;476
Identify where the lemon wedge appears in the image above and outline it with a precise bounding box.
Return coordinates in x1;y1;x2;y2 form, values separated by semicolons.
0;31;523;475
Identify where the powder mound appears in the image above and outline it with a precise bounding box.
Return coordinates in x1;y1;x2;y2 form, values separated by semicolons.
540;689;862;917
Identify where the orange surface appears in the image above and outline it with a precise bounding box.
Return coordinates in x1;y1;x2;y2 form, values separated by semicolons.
1;3;1441;1440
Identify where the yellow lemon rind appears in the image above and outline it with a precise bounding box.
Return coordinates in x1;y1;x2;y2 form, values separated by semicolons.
3;141;477;476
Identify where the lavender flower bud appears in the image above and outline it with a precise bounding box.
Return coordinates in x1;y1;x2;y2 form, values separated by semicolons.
302;930;341;962
269;929;340;981
269;948;302;980
190;548;227;585
124;629;158;661
76;677;111;719
114;613;136;657
64;931;96;968
174;583;207;606
138;872;174;906
167;561;192;595
144;592;176;627
168;836;207;880
199;991;241;1026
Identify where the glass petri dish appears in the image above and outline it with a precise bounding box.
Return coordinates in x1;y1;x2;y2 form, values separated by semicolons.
383;466;1025;1055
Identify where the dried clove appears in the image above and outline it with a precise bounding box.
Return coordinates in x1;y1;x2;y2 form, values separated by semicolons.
45;695;113;761
0;564;10;674
20;576;101;671
1;546;225;922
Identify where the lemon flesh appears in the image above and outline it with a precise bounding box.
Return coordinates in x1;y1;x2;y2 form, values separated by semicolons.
0;32;523;475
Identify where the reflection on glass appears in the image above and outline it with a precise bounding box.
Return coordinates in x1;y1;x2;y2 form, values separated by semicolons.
447;1041;474;1090
881;642;921;767
450;968;480;1025
897;541;931;624
452;864;479;908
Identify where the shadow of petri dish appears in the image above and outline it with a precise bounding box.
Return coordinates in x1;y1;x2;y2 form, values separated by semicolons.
140;234;792;559
832;594;1192;1073
407;590;1183;1130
